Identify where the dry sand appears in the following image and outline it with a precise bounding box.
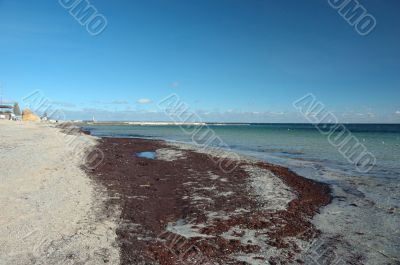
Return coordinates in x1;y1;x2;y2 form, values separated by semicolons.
0;121;120;265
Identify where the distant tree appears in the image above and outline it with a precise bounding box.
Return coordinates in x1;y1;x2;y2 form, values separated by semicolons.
13;102;21;116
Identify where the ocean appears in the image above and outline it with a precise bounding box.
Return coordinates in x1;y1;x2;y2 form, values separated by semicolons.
82;123;400;264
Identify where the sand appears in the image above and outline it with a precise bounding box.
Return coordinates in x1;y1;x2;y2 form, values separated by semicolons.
0;121;119;265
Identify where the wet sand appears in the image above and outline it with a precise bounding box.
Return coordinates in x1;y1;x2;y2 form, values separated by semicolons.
86;137;331;264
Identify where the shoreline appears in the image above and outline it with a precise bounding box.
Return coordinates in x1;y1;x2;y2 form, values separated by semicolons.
86;135;332;264
0;118;394;264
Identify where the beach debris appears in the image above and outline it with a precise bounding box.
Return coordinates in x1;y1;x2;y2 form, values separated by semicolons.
166;219;214;239
87;137;332;264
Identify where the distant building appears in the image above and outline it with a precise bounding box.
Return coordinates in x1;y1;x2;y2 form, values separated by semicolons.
0;104;13;120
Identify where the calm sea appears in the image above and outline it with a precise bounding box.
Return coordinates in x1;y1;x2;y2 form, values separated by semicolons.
82;123;400;263
82;123;400;178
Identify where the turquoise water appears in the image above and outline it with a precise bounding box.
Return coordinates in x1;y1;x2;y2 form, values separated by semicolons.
83;123;400;263
83;123;400;179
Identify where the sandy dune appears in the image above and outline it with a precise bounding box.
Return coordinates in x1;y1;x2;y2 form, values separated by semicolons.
0;121;119;265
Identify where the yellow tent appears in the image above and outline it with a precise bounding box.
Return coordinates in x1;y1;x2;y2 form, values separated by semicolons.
22;109;40;122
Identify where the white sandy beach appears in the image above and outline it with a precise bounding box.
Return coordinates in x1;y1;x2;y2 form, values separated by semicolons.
0;121;119;265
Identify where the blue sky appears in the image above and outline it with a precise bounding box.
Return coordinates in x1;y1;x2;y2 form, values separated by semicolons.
0;0;399;122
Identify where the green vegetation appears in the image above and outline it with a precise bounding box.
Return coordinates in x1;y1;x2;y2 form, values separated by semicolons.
13;103;21;116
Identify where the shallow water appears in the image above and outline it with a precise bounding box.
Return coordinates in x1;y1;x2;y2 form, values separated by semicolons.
84;123;400;177
83;123;400;264
136;151;156;159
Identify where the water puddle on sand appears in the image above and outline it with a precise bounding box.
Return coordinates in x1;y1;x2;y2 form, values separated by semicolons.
136;151;156;159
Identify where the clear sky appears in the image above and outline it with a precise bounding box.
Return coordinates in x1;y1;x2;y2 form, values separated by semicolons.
1;0;399;122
